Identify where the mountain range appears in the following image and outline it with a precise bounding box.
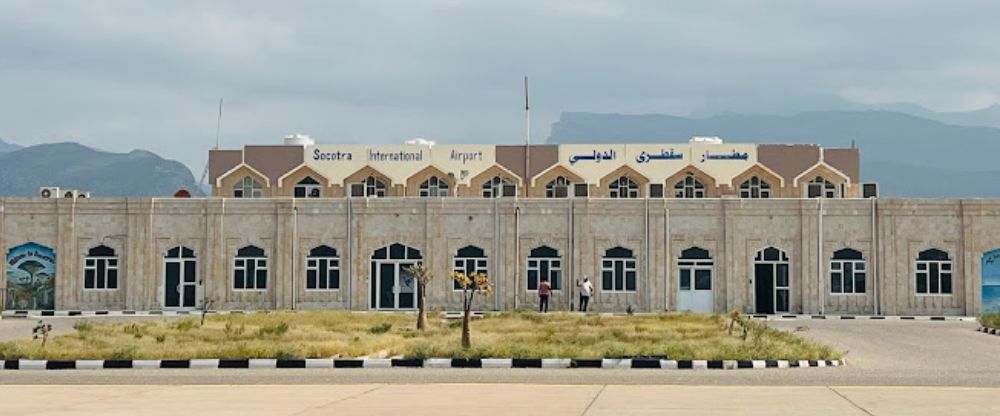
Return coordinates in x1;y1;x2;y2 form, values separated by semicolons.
548;110;1000;198
0;139;202;197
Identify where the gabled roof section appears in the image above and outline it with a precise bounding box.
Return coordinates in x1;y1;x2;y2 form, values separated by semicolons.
215;163;271;188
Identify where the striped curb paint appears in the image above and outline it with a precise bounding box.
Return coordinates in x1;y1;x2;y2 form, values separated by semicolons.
978;327;1000;336
0;358;845;370
0;310;977;321
746;314;975;322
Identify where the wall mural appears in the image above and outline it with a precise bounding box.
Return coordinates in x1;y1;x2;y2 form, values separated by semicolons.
5;243;56;310
983;249;1000;313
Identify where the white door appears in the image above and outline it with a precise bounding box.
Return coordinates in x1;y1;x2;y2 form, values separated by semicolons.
677;263;713;313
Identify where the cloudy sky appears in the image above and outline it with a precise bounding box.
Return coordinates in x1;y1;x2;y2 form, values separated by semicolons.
1;0;998;172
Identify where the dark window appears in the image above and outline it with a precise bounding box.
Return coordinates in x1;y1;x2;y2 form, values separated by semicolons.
528;246;561;290
916;248;951;295
830;248;866;294
306;245;340;290
234;245;267;290
83;245;118;290
601;246;636;292
453;245;488;290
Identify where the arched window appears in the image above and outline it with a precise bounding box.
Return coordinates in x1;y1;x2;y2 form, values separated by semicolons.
831;248;866;294
546;176;570;198
916;248;952;294
419;176;449;197
482;176;516;198
601;246;636;292
739;176;771;199
608;176;639;198
351;175;387;198
84;245;118;290
807;176;838;198
527;246;562;290
673;174;705;198
306;245;339;290
233;176;263;198
453;245;488;290
234;245;267;290
294;176;322;198
678;247;713;293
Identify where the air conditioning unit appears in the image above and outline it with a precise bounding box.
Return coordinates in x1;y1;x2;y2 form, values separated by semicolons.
39;187;60;198
77;192;91;199
862;183;879;199
63;190;78;198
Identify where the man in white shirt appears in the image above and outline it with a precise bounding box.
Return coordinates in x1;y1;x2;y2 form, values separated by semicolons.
578;277;594;312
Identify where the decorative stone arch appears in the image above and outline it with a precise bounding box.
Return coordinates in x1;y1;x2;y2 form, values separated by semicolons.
792;162;851;197
215;163;271;197
529;164;586;198
597;165;651;198
730;164;785;198
275;164;331;197
461;164;523;197
405;165;453;197
665;165;718;198
343;165;401;197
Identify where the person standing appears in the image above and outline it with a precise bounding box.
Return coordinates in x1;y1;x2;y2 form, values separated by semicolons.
538;279;551;313
578;277;594;312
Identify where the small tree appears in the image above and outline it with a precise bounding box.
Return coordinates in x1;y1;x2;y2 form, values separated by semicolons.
406;264;434;331
32;320;52;348
452;271;494;348
200;295;217;327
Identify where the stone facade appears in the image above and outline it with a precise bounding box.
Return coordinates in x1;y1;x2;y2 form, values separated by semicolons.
2;197;996;316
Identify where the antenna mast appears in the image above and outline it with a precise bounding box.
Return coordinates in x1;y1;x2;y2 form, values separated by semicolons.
524;76;530;195
215;98;224;150
200;98;224;187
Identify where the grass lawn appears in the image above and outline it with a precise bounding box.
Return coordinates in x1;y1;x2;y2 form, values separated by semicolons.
981;312;1000;329
0;311;841;360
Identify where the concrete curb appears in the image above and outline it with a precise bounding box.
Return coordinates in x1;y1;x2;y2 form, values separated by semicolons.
978;327;1000;336
0;358;846;370
0;310;979;321
747;314;976;322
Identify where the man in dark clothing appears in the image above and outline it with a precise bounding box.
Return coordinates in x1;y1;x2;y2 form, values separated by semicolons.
538;279;551;313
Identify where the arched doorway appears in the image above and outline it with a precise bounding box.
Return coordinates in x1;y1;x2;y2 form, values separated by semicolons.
982;249;1000;313
754;247;790;314
677;247;713;313
370;243;422;310
164;246;197;308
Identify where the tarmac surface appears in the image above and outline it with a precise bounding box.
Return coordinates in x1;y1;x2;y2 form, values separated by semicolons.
1;384;998;415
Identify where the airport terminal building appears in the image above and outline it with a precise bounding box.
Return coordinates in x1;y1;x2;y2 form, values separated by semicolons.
3;137;1000;316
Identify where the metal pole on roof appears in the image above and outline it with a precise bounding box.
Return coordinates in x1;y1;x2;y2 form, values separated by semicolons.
524;76;530;195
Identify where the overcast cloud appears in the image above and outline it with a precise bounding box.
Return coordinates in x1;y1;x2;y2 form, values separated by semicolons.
1;0;999;172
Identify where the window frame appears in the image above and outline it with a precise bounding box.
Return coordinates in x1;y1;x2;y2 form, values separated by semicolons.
83;248;119;291
915;259;953;296
673;174;706;198
526;247;562;292
452;246;488;291
233;247;268;291
293;176;322;198
608;176;639;199
829;259;867;295
545;176;571;198
481;176;517;198
305;247;340;291
739;176;772;199
419;176;450;197
233;176;263;198
601;251;637;293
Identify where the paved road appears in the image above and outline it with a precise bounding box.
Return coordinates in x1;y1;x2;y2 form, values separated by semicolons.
1;384;998;415
1;317;997;386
